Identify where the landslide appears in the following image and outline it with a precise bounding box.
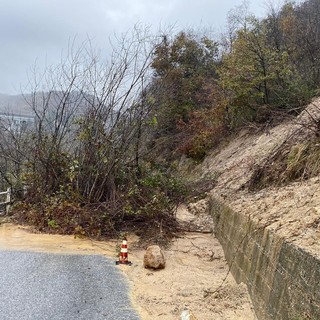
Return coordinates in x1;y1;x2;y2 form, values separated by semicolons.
192;97;320;259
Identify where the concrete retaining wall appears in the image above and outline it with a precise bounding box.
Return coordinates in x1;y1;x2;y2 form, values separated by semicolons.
209;197;320;320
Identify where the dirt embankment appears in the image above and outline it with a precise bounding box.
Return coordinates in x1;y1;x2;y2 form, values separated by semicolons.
195;97;320;259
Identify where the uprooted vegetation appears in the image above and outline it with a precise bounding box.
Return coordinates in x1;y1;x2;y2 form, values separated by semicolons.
247;101;320;191
248;141;320;190
14;167;186;244
13;164;219;245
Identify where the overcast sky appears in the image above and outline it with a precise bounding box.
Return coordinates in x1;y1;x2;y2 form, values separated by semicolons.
0;0;283;95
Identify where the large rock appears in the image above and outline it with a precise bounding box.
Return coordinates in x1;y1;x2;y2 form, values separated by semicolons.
143;245;165;269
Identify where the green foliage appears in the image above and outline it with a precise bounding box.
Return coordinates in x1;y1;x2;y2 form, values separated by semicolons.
47;219;58;229
14;161;187;244
150;31;219;135
146;31;229;162
124;166;187;217
219;10;313;127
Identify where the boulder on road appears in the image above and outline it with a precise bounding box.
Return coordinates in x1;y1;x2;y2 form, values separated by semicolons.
143;245;165;269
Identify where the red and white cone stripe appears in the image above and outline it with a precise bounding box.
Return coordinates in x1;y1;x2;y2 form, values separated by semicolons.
120;240;128;262
116;239;132;265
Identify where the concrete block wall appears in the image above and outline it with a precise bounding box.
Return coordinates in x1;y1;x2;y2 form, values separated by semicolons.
209;197;320;320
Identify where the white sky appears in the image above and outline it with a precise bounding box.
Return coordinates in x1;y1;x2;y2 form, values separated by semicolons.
0;0;290;94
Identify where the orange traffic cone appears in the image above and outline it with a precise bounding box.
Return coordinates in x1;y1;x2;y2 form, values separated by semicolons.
116;238;132;265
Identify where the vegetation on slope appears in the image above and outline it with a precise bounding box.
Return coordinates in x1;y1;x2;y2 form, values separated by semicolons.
1;0;320;241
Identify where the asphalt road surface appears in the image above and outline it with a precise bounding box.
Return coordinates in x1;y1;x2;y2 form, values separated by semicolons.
0;251;140;320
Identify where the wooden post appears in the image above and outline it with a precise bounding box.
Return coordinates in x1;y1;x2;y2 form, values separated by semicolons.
5;187;11;214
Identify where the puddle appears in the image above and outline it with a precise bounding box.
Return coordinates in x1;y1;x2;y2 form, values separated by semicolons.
0;223;116;256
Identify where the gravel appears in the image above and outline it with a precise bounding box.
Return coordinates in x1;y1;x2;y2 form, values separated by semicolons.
0;251;140;320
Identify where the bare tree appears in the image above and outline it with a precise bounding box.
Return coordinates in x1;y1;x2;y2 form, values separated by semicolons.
14;25;157;203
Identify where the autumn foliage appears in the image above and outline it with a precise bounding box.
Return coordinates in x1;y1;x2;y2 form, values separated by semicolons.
2;0;320;240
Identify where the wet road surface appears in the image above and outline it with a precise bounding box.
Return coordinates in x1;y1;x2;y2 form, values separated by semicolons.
0;251;140;320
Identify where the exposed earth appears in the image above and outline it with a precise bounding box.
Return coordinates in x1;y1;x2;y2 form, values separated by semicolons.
121;206;257;320
195;98;320;260
0;219;257;319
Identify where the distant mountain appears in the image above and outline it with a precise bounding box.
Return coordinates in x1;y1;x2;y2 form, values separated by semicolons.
0;91;87;117
0;94;33;116
0;91;119;121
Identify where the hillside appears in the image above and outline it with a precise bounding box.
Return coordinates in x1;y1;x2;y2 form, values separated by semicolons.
0;94;33;115
194;97;320;258
120;98;320;320
2;98;319;320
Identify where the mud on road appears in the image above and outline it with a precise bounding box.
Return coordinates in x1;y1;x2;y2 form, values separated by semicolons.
0;222;256;319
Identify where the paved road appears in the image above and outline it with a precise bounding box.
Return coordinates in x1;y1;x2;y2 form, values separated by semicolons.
0;251;140;320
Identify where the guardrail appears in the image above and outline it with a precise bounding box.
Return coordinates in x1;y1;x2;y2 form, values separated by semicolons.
0;188;11;214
